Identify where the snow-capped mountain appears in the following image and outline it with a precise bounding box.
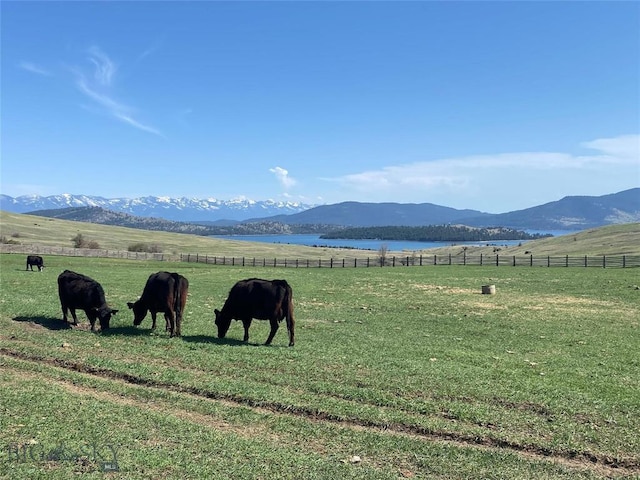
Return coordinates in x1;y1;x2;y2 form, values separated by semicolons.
0;194;314;222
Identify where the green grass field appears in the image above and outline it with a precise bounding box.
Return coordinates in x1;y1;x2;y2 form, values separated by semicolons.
1;252;639;479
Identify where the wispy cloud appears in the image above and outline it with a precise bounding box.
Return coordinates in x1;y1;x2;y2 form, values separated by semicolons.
270;166;297;189
71;47;161;136
87;46;116;86
19;61;52;76
321;135;640;212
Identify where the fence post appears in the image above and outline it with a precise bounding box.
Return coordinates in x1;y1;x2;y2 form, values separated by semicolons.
253;258;256;267
367;257;370;267
296;259;299;268
565;255;569;267
623;255;626;268
354;258;357;268
463;252;466;266
307;259;310;268
420;254;423;266
274;258;277;267
480;253;483;266
449;254;452;265
434;255;437;265
263;258;266;267
513;255;516;266
547;256;550;267
496;254;499;266
585;255;587;267
603;256;606;268
330;258;333;268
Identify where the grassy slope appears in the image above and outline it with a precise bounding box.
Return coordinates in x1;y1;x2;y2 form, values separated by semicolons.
0;210;373;260
2;210;639;257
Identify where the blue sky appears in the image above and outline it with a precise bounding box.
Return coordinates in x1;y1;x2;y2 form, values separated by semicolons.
1;1;638;213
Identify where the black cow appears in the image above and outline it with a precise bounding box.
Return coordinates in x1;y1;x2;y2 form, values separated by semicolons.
128;272;189;337
214;278;295;346
26;255;44;271
57;270;118;331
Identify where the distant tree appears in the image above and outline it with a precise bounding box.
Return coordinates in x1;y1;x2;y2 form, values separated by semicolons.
72;233;100;249
71;233;85;248
1;235;20;245
378;243;388;266
128;243;162;253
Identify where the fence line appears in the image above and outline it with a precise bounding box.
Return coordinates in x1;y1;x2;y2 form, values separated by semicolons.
2;244;638;268
180;253;640;268
0;244;166;261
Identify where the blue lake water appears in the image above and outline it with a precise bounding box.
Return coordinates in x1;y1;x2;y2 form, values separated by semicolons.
212;231;574;252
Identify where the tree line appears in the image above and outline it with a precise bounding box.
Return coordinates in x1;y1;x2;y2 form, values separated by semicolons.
320;225;551;242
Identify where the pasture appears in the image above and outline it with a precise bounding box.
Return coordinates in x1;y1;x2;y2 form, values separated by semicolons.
0;253;638;479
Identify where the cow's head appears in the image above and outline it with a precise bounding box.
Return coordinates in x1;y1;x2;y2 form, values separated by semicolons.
214;309;231;338
128;301;148;326
96;307;118;331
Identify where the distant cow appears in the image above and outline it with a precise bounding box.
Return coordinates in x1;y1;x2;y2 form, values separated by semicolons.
57;270;118;331
215;278;295;346
128;272;189;337
26;255;44;271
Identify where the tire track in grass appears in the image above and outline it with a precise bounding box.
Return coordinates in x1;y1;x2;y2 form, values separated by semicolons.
1;347;637;477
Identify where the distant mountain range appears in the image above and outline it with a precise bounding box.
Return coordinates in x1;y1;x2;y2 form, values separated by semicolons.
1;188;638;231
264;188;638;230
0;194;312;222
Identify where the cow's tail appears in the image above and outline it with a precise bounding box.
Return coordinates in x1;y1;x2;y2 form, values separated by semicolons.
283;281;295;347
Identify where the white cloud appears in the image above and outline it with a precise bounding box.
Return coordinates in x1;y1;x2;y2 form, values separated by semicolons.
581;134;639;162
19;61;51;76
270;166;297;189
321;135;640;212
70;47;161;136
87;46;116;86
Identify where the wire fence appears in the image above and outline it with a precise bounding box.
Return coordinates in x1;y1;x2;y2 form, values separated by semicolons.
2;244;638;268
0;244;166;261
180;253;640;268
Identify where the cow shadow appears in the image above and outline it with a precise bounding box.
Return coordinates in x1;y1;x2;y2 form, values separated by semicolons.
13;316;71;330
100;325;166;337
181;335;259;347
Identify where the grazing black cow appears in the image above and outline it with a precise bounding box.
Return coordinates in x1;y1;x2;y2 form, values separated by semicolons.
26;255;44;271
127;272;189;337
57;270;118;331
215;278;295;346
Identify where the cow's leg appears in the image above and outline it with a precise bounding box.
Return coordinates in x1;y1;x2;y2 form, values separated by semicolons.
150;312;157;330
287;318;295;347
175;312;182;337
242;319;252;342
166;311;175;337
61;305;69;324
69;308;79;326
87;311;98;332
265;318;279;345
